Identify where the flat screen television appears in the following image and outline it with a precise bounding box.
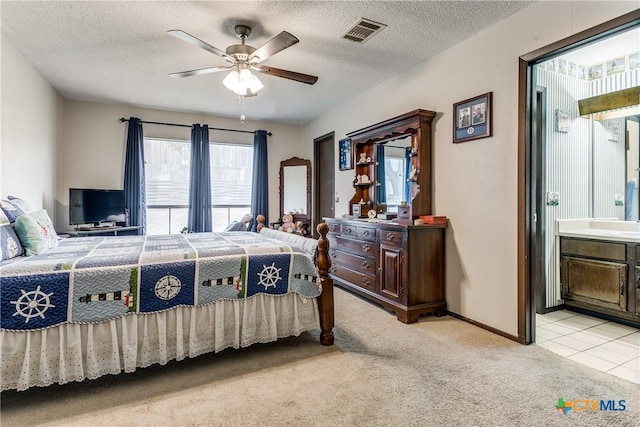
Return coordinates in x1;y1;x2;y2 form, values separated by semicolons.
69;188;126;226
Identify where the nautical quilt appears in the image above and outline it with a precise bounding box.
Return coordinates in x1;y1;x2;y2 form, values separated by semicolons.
0;233;321;331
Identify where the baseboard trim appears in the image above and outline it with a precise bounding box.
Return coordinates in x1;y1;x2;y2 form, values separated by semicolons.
447;311;521;344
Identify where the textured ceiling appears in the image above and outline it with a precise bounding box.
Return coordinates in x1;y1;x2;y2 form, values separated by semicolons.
0;1;535;125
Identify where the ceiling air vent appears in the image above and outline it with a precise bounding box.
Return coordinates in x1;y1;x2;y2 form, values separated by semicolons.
341;18;387;44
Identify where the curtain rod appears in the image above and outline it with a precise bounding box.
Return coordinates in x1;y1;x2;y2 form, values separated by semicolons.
119;118;272;136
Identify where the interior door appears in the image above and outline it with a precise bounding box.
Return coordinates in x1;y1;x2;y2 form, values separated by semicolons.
314;132;335;236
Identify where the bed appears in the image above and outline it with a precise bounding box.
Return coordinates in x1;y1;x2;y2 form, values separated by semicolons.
0;216;334;391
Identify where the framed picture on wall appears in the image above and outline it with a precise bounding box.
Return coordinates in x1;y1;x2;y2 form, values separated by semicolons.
453;92;493;143
338;138;353;170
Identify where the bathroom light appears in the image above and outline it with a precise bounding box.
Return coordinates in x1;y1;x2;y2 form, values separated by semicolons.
578;86;640;118
222;67;264;96
593;105;640;121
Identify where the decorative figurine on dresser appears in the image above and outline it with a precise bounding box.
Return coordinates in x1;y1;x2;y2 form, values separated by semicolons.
325;109;447;323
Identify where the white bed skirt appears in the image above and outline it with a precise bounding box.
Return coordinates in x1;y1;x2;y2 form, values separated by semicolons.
1;293;320;391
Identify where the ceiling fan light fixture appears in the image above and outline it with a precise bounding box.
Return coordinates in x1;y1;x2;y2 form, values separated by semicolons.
223;68;264;96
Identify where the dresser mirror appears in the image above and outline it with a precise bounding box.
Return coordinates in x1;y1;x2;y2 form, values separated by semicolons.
375;135;413;212
280;157;311;222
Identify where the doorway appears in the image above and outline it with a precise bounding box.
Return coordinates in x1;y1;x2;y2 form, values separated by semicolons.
519;10;640;344
314;132;335;236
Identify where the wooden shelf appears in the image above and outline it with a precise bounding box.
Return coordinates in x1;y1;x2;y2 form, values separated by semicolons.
346;109;436;218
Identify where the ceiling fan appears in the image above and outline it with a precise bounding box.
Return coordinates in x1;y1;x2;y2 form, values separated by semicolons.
168;25;318;96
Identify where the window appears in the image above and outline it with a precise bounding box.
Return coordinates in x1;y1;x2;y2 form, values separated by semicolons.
144;138;253;234
210;144;253;229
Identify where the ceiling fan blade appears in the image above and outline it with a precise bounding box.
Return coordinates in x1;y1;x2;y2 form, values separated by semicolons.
167;30;230;59
254;65;318;85
169;66;233;78
249;31;299;63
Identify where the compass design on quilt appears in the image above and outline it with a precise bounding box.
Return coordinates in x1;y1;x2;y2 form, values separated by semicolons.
154;275;182;300
10;285;55;323
258;263;281;290
5;237;20;258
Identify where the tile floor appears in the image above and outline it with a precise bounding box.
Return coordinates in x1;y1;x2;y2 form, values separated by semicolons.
535;309;639;384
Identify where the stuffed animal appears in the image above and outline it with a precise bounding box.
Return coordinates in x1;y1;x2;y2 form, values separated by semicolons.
279;214;295;233
294;221;307;236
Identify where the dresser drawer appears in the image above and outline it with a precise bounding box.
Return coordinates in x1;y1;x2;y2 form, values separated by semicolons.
340;223;357;237
326;221;341;235
331;264;376;292
334;235;379;258
330;249;377;275
357;226;377;242
378;229;404;247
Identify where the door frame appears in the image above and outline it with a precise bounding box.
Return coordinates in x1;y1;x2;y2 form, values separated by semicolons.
313;131;335;234
517;10;640;344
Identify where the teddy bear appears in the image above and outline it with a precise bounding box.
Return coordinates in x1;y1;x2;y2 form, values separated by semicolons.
279;214;295;233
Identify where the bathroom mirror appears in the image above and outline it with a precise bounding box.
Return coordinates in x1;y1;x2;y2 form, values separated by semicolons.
375;135;412;211
280;157;311;222
593;115;639;221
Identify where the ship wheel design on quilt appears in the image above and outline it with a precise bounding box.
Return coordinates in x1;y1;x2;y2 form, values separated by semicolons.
11;285;55;323
258;263;281;290
154;275;182;300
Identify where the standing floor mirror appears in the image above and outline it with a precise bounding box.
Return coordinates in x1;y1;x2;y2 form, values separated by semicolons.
279;157;311;236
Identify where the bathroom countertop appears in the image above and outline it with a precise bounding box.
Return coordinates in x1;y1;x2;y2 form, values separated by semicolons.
556;219;640;243
558;228;640;243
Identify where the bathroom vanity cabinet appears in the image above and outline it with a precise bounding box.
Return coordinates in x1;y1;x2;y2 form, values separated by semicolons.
560;236;640;325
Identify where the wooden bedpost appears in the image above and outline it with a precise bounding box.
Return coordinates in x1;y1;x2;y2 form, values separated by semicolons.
256;215;265;232
316;223;335;346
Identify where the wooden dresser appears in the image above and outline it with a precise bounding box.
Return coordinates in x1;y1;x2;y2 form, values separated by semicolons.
324;217;446;323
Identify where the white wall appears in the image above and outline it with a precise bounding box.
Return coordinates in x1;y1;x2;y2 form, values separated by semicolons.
304;1;638;337
1;35;63;218
59;100;307;229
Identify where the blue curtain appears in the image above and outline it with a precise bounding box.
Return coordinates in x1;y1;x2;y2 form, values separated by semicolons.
376;144;386;203
404;148;412;203
123;117;146;234
250;130;269;231
188;124;212;232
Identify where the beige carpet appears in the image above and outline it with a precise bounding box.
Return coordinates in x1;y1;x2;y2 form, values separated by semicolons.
1;288;638;427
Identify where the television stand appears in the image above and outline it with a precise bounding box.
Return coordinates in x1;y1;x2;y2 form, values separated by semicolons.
63;225;142;237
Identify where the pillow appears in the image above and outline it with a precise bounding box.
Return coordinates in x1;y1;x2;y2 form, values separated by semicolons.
0;199;27;223
259;227;318;257
0;210;24;260
7;195;33;214
224;220;248;232
13;209;58;256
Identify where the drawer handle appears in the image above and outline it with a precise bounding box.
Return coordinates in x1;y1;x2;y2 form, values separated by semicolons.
345;226;352;234
386;232;394;241
362;244;370;252
620;280;624;296
362;260;370;269
330;251;337;258
329;267;337;274
330;224;337;232
363;229;370;236
362;277;371;286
